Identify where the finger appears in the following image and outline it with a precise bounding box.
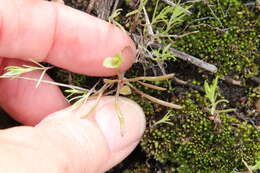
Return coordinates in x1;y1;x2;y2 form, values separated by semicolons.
0;57;3;73
0;97;146;173
0;59;69;125
0;0;136;76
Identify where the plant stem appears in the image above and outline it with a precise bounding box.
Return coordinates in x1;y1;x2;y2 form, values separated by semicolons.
104;73;175;84
137;81;167;91
127;83;182;109
80;83;110;118
15;76;88;91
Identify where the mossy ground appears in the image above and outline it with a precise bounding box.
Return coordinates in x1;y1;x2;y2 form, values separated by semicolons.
0;0;259;172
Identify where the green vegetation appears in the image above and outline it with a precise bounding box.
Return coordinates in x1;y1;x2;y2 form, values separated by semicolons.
174;0;259;79
140;91;259;172
204;77;235;116
61;0;260;172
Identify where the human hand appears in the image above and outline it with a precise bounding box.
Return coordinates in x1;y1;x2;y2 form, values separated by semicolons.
0;0;146;172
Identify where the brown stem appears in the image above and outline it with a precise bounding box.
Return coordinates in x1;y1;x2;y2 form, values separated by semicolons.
104;73;175;84
127;83;182;109
151;43;218;73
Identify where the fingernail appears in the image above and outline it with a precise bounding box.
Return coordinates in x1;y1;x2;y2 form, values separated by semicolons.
94;96;145;152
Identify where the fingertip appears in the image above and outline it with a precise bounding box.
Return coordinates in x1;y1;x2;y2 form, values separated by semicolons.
37;96;145;172
93;97;145;152
0;0;136;76
94;97;145;171
74;96;146;171
45;3;136;76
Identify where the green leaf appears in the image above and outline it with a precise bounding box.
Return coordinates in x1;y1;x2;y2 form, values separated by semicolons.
0;66;38;78
109;9;122;22
103;53;123;68
126;9;139;17
212;77;219;93
204;81;211;100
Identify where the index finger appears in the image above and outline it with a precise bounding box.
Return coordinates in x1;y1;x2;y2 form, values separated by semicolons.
0;0;136;76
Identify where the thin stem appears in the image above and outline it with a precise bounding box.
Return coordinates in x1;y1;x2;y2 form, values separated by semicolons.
137;81;167;91
15;76;88;91
127;83;182;109
215;109;236;114
115;73;125;136
35;68;49;88
104;73;175;84
80;83;110;118
143;5;155;37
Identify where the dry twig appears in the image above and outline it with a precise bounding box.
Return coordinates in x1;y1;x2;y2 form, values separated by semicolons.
151;43;218;73
251;76;260;84
221;76;242;86
173;77;204;92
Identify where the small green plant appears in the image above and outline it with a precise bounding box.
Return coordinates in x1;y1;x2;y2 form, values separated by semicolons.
125;0;148;17
153;110;174;126
108;8;125;31
204;77;235;116
0;60;52;88
151;44;176;61
151;1;191;39
0;50;182;135
139;90;260;172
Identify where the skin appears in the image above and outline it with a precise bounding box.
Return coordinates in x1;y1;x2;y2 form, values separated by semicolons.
0;0;146;172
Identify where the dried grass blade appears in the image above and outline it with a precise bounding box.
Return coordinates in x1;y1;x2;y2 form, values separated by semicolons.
115;81;125;136
103;74;175;84
137;81;167;91
103;78;118;84
35;69;47;88
127;73;175;82
127;83;182;109
80;84;109;118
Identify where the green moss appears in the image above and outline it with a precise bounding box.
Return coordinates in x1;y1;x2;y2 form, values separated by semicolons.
140;91;259;172
52;70;87;86
174;0;259;79
122;163;150;173
248;86;260;102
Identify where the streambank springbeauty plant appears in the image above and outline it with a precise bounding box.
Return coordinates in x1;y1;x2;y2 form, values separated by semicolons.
0;60;52;88
0;51;182;134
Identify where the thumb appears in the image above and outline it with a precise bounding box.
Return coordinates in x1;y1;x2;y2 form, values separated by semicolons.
35;96;146;173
